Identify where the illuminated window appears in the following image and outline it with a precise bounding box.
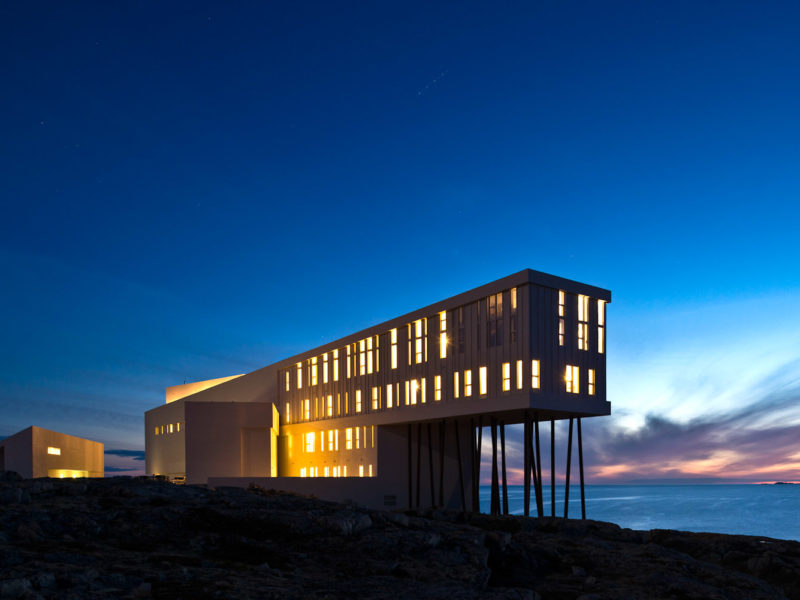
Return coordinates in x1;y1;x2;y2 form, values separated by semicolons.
390;328;398;369
589;369;596;395
371;425;375;448
335;429;339;450
386;383;393;408
359;465;365;477
421;377;427;403
369;464;373;477
355;426;361;449
566;365;579;394
310;357;318;385
487;293;503;347
323;353;329;384
343;466;348;477
324;466;330;477
408;318;427;364
327;395;333;417
407;379;419;405
285;371;290;391
435;375;442;401
439;311;447;359
559;319;565;347
333;349;339;381
465;370;473;397
359;339;367;376
558;290;565;346
532;359;540;389
300;467;307;478
305;432;315;453
355;389;362;413
304;399;310;421
333;466;339;477
154;427;159;436
47;446;61;456
479;366;487;395
347;346;351;378
346;428;353;450
176;422;181;432
285;403;291;423
502;362;511;391
516;360;523;389
598;300;606;354
578;294;589;351
327;430;334;451
169;424;174;434
160;426;164;435
297;362;303;389
372;386;380;410
454;371;460;398
559;290;565;316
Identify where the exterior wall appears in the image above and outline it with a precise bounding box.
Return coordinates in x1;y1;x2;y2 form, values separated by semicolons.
145;400;187;478
0;428;34;478
184;402;278;485
166;374;244;404
0;427;103;478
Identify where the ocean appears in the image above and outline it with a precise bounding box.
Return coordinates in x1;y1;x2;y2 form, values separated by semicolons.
479;484;800;541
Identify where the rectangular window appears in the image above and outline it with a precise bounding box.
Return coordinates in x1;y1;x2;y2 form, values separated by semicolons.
355;427;361;449
335;429;339;451
47;446;61;455
305;432;315;453
323;353;329;384
510;287;517;343
454;371;460;398
502;362;511;391
372;386;380;410
359;339;366;376
598;300;606;354
300;467;307;478
465;370;473;397
516;360;523;389
347;346;351;378
154;426;159;436
479;366;487;395
359;464;365;477
386;383;393;408
421;377;426;403
285;371;290;391
566;365;580;394
327;395;333;417
435;375;442;401
532;359;540;389
176;422;181;432
410;379;418;405
589;369;596;395
439;311;447;359
346;428;353;450
297;362;303;389
333;349;340;381
328;429;334;451
355;389;362;413
486;292;503;347
310;356;318;385
558;290;565;346
369;464;373;477
368;337;374;374
559;318;565;347
324;466;330;477
409;318;427;364
390;328;398;368
304;399;310;420
578;294;589;351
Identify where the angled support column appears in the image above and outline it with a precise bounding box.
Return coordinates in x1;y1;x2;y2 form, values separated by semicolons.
564;417;574;519
523;412;531;517
500;421;508;515
550;419;556;517
455;420;466;512
578;417;586;520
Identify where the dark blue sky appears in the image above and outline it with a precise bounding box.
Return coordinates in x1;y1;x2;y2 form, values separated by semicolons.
2;2;799;479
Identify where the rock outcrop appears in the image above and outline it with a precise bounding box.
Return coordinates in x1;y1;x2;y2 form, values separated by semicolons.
1;473;799;599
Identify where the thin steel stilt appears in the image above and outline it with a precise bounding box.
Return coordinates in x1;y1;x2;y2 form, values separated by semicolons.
475;416;483;513
428;423;435;508
578;417;586;520
491;418;499;515
416;422;422;508
565;417;574;518
470;418;477;511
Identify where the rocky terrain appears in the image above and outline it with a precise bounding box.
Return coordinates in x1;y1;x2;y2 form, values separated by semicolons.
1;473;799;599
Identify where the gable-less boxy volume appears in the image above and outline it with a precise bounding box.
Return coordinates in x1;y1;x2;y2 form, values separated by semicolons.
145;269;611;513
0;426;104;479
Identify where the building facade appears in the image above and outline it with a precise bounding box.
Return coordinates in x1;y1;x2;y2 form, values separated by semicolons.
145;269;611;512
0;426;104;479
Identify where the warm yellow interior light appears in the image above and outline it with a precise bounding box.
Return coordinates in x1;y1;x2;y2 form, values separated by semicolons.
479;366;487;395
47;446;61;456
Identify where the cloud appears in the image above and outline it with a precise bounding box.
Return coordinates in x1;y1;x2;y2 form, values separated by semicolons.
104;449;145;461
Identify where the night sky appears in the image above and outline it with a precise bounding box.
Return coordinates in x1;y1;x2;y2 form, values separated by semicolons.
2;2;799;482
